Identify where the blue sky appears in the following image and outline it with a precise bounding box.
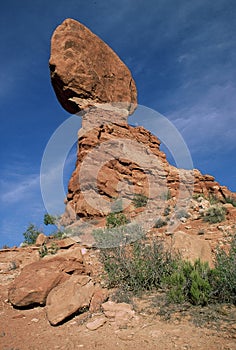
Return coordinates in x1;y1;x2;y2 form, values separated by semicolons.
0;0;236;247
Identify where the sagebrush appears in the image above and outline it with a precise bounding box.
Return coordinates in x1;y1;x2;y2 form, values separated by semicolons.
99;235;236;306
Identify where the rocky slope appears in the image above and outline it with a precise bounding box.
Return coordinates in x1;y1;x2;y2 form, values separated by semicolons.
0;230;236;349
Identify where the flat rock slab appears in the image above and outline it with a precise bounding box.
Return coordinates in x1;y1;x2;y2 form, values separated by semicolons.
86;317;107;331
46;275;95;326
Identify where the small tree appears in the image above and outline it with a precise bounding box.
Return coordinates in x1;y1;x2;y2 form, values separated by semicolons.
44;213;57;226
23;224;41;245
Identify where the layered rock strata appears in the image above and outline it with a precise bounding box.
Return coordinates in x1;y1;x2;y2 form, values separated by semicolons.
49;19;235;227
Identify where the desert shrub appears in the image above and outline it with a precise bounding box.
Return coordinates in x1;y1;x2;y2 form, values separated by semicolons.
106;212;128;228
160;190;172;201
224;196;236;207
166;190;172;200
100;238;178;293
208;194;219;205
52;230;65;240
99;234;236;306
212;236;236;304
39;242;59;258
164;206;171;216
203;205;226;224
44;213;57;225
23;224;41;245
1;244;10;249
166;259;213;305
132;193;148;208
176;209;190;219
154;218;167;228
192;193;205;200
93;224;144;248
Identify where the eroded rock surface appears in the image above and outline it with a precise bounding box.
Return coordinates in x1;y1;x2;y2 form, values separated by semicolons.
8;248;85;308
46;275;95;325
63;122;235;223
50;18;137;116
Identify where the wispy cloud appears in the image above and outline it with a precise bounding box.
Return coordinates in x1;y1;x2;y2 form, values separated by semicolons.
0;174;40;204
167;82;236;155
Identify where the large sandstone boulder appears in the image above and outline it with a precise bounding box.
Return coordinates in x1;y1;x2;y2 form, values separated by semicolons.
171;231;213;267
49;18;137;116
8;248;85;308
46;275;95;326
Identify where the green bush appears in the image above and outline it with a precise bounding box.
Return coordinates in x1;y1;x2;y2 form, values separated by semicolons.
160;190;172;201
132;194;148;208
224;196;236;207
93;224;144;248
39;242;59;258
154;218;167;228
203;205;226;224
208;194;219;205
51;231;65;240
164;206;171;216
176;209;190;219
44;213;57;225
106;212;128;228
23;224;41;245
100;239;178;293
99;234;236;306
192;193;205;200
212;236;236;304
165;259;213;305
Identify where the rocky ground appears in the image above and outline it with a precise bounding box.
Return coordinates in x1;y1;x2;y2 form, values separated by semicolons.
1;199;236;350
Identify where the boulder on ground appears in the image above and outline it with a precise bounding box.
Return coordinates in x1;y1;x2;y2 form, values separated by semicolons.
8;248;85;307
46;275;95;325
171;231;213;267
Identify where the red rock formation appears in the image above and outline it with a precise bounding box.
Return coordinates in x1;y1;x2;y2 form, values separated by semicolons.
49;18;137;116
49;19;235;226
63;121;235;223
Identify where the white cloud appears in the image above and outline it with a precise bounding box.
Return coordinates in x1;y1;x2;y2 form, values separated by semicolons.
168;82;236;156
0;174;40;204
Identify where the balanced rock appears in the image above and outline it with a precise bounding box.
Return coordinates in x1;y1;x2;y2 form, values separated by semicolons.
49;18;137;116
